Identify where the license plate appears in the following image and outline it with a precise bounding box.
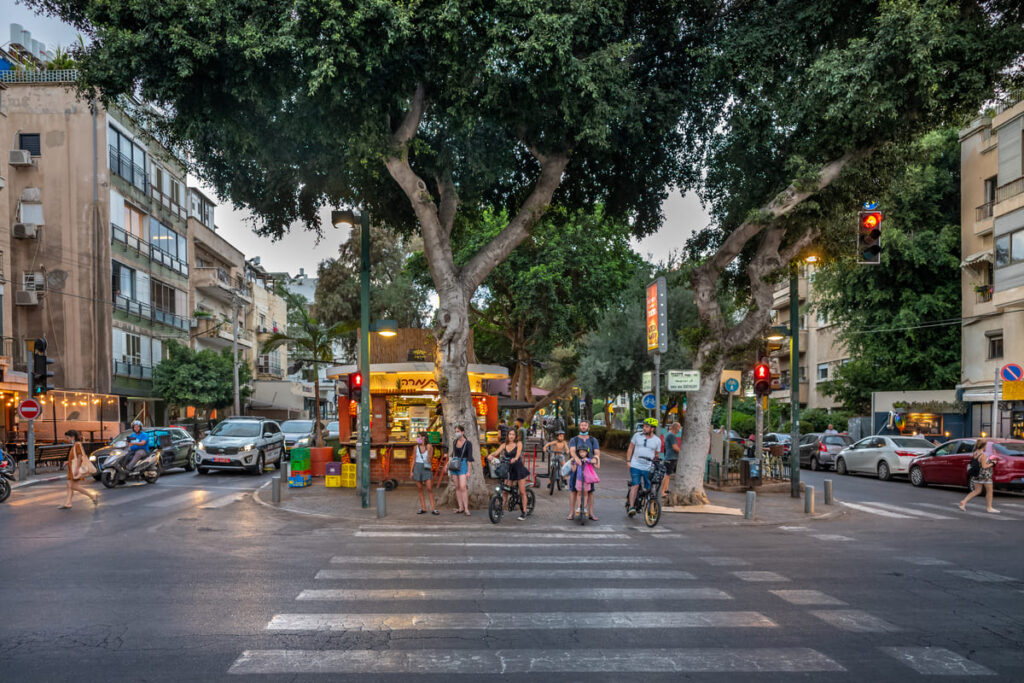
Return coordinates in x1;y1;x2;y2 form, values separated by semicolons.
212;457;231;463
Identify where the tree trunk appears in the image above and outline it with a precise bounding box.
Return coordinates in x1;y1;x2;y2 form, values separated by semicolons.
667;357;723;506
313;374;323;448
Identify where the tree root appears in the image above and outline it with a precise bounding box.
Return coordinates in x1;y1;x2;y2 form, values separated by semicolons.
665;490;710;507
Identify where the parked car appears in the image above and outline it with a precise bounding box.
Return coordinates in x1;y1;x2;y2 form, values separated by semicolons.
763;433;792;455
280;420;322;454
909;438;1024;490
326;421;340;439
834;435;935;481
798;433;854;470
89;427;196;480
195;417;285;475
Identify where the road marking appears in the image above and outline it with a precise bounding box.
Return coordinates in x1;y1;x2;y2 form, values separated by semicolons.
880;647;995;675
358;524;623;534
229;648;845;674
315;568;696;580
862;501;956;520
770;590;846;606
93;486;170;506
7;489;68;506
386;542;633;548
903;557;953;566
841;501;915;519
701;557;750;566
809;610;900;632
917;502;1011;521
732;571;789;582
266;611;777;632
199;493;245;509
812;534;854;542
631;527;673;533
147;490;213;507
945;569;1016;583
353;531;630;540
298;587;733;601
778;526;809;531
330;555;671;565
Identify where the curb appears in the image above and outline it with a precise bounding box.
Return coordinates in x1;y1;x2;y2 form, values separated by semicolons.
250;479;345;520
12;474;65;490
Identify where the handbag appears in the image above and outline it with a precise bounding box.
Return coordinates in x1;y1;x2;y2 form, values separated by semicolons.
560;461;572;478
448;455;463;473
582;462;600;484
71;445;97;479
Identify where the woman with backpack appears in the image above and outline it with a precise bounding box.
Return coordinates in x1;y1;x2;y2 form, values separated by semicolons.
958;439;999;514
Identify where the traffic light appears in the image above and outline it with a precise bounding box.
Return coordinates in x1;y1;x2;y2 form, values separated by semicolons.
857;210;883;264
349;372;362;402
753;362;771;398
31;337;55;395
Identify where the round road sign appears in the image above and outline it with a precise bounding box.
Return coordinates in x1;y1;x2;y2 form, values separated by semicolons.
724;378;740;393
641;393;657;410
18;398;42;421
1000;364;1023;382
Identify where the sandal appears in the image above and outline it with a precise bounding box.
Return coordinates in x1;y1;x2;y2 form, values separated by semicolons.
417;509;427;515
957;502;966;511
431;510;440;516
588;515;599;521
464;511;471;516
58;504;71;509
567;514;576;520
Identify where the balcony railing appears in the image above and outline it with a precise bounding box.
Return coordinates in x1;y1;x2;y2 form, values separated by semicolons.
0;69;78;83
257;358;284;378
996;176;1024;203
150;183;187;221
114;360;152;380
113;295;189;332
194;267;251;299
976;201;995;221
108;145;147;193
975;285;994;304
148;244;189;277
112;222;190;277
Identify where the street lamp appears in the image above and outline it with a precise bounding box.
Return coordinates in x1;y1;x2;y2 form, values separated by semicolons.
788;254;818;498
371;319;398;338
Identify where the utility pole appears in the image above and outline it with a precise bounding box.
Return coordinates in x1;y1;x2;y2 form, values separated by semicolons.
789;266;801;497
232;293;240;415
27;351;35;475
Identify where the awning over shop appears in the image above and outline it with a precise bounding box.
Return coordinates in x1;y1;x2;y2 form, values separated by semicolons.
960;250;993;269
497;397;535;410
325;362;508;381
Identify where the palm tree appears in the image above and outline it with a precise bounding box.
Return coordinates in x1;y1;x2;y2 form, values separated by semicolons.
261;288;355;447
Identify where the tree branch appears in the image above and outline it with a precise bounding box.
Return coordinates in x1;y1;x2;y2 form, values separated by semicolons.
529;376;577;413
436;170;459;238
391;83;426;146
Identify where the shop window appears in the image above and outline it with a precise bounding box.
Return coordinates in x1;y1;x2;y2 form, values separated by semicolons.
987;331;1003;360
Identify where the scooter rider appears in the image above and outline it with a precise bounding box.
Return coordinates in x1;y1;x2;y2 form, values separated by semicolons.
126;420;149;471
626;418;662;517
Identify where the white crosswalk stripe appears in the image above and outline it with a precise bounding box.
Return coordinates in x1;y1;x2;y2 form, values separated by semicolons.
809;610;901;632
856;501;956;520
841;501;915;519
199;493;245;508
315;568;696;580
881;647;995;675
330;555;670;565
945;569;1016;583
297;587;733;601
354;530;629;539
917;502;1011;520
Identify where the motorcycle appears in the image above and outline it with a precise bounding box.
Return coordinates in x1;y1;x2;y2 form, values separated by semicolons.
101;448;161;488
0;451;15;503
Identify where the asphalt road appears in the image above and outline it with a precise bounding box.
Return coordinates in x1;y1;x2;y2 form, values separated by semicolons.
2;457;1022;682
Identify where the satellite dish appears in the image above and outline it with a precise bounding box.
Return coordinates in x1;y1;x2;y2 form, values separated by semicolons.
46;270;68;290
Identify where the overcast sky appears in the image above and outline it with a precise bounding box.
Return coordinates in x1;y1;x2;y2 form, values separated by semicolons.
7;5;711;275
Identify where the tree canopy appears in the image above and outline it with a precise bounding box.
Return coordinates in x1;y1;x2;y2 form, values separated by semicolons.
153;341;252;411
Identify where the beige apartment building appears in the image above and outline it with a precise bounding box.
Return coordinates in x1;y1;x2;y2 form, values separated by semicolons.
959;96;1024;438
768;267;848;412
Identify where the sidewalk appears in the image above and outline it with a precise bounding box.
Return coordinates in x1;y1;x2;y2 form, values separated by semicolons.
11;470;66;489
254;448;845;527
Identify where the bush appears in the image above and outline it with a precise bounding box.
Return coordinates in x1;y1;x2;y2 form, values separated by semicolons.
566;425;633;451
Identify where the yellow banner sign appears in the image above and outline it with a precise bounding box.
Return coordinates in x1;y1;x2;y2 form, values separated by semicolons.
1003;380;1024;400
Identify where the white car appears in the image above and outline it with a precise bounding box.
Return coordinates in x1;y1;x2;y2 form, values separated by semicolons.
834;435;936;481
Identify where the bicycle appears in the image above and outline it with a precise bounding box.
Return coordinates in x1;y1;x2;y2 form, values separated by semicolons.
625;459;664;527
488;458;536;523
546;447;568;495
571;453;598;525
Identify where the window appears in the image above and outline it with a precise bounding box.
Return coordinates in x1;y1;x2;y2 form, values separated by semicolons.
112;261;135;300
259;313;266;328
149;218;186;263
1013;232;1024;264
124;204;145;238
22;272;44;291
18;133;41;156
151;280;180;315
984;176;998;203
817;363;829;381
799;366;807;383
996;235;1010;267
987;331;1004;360
816;309;828;327
108;125;147;191
124;333;142;364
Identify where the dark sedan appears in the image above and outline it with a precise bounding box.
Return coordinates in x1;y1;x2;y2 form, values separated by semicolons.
909;438;1024;490
90;427;196;479
798;433;854;470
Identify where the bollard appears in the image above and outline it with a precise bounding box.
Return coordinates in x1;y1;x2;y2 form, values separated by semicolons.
376;487;387;518
824;479;833;505
271;476;281;504
17;460;28;482
805;485;815;514
744;490;756;520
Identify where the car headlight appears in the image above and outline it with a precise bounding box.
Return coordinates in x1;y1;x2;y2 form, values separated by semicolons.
198;442;206;451
89;455;96;462
297;437;310;446
241;443;255;452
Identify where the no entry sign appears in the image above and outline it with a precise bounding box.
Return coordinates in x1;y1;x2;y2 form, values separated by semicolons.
18;398;42;421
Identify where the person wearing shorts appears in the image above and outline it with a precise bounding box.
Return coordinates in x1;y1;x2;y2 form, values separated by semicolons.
626;419;662;517
410;431;439;515
568;420;601;521
661;421;681;498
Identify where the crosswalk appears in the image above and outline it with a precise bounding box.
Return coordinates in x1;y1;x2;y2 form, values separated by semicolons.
843;498;1024;520
226;523;1004;677
5;481;250;511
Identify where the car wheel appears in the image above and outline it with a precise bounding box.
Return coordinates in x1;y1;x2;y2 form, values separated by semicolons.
836;457;848;475
910;466;926;487
197;466;208;475
249;452;265;475
877;460;891;481
184;449;196;472
811;457;820;472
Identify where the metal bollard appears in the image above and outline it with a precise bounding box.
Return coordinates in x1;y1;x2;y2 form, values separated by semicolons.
376;487;387;518
805;485;815;514
824;479;833;505
18;460;28;481
271;476;281;504
744;490;756;520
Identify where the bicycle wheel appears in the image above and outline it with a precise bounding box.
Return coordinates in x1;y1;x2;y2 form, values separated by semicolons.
525;489;535;514
488;495;503;524
644;495;662;527
548;467;556;495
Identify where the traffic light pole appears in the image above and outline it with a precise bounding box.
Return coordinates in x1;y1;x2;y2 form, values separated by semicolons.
789;266;801;498
359;209;372;509
653;353;661;426
26;372;35;475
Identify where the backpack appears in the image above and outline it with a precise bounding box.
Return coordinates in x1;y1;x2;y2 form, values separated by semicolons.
966;454;981;479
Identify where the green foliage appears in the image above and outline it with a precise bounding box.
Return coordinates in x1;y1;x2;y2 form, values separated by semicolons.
264;287;356;369
565;425;633;452
797;408;852;434
153;341;252;410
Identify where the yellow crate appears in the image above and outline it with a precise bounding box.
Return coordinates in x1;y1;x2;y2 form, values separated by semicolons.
325;475;342;488
341;463;357;488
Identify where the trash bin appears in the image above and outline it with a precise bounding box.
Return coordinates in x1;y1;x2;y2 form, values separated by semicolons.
740;457;762;489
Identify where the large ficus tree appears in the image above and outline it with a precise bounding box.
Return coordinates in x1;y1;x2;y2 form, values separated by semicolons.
40;0;710;505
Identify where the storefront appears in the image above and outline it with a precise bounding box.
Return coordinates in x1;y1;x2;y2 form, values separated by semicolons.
870;390;967;441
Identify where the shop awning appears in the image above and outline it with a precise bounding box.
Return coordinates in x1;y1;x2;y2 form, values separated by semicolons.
497;397;535;410
960;250;993;269
326;362;508;380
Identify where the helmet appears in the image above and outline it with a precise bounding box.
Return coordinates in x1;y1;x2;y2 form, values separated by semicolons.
644;417;658;427
556;430;565;435
132;420;143;427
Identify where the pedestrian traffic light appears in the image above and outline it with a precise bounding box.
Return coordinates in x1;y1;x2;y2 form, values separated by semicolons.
857;210;883;264
349;372;362;402
31;337;55;395
753;362;771;398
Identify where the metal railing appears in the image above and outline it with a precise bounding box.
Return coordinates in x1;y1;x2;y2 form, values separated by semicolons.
112;222;189;277
0;69;78;83
150;184;187;221
148;244;189;277
976;287;994;304
108;146;148;193
113;292;189;333
114;360;153;380
996;176;1024;203
194;267;251;299
976;201;995;221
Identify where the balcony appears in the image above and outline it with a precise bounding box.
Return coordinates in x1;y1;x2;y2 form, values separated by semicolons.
772;277;808;310
257;357;284;379
767;329;808;358
111;223;189;278
194;267;252;305
113;295;190;333
108;146;148;194
976;201;994;221
149;183;187;221
194;317;254;349
114;360;152;380
996;176;1024;204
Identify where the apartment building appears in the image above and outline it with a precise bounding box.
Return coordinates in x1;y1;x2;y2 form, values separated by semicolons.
959;96;1024;438
768;267;848;412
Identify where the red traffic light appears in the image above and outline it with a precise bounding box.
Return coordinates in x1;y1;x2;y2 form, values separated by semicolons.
860;211;882;231
352;372;362;387
754;364;770;380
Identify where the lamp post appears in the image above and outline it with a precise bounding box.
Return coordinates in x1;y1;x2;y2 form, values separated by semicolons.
788;255;818;498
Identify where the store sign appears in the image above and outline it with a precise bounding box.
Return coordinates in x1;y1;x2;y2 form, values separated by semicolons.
400;377;439;391
646;276;668;354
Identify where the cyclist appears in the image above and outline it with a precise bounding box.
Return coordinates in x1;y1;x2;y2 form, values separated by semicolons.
626;418;662;517
567;420;600;521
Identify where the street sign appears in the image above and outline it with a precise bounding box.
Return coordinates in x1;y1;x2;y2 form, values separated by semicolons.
1000;363;1023;382
641;393;657;410
17;398;41;421
720;370;742;395
1003;380;1024;401
667;370;700;392
642;371;653;392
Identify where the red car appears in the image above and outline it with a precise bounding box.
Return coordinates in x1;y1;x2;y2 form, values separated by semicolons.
909;438;1024;490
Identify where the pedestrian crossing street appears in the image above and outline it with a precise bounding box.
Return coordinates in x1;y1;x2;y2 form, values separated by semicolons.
6;480;251;511
228;523;1003;677
843;499;1024;520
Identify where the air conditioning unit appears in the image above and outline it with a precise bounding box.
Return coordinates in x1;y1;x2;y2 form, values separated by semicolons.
9;150;34;167
13;223;39;239
15;290;40;306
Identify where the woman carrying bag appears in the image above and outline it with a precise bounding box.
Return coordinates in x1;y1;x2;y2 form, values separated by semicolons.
60;429;97;509
448;425;474;516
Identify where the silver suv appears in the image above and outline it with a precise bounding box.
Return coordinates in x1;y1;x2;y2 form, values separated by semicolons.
196;417;285;475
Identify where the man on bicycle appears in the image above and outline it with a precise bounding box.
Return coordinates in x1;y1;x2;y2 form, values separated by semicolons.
568;420;600;521
626;418;662;517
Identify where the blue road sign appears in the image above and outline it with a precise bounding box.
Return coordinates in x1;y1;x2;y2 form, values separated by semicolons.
1000;363;1023;382
641;393;657;410
724;378;740;393
863;201;879;210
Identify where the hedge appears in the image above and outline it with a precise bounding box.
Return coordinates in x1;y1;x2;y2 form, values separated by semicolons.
565;425;634;451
